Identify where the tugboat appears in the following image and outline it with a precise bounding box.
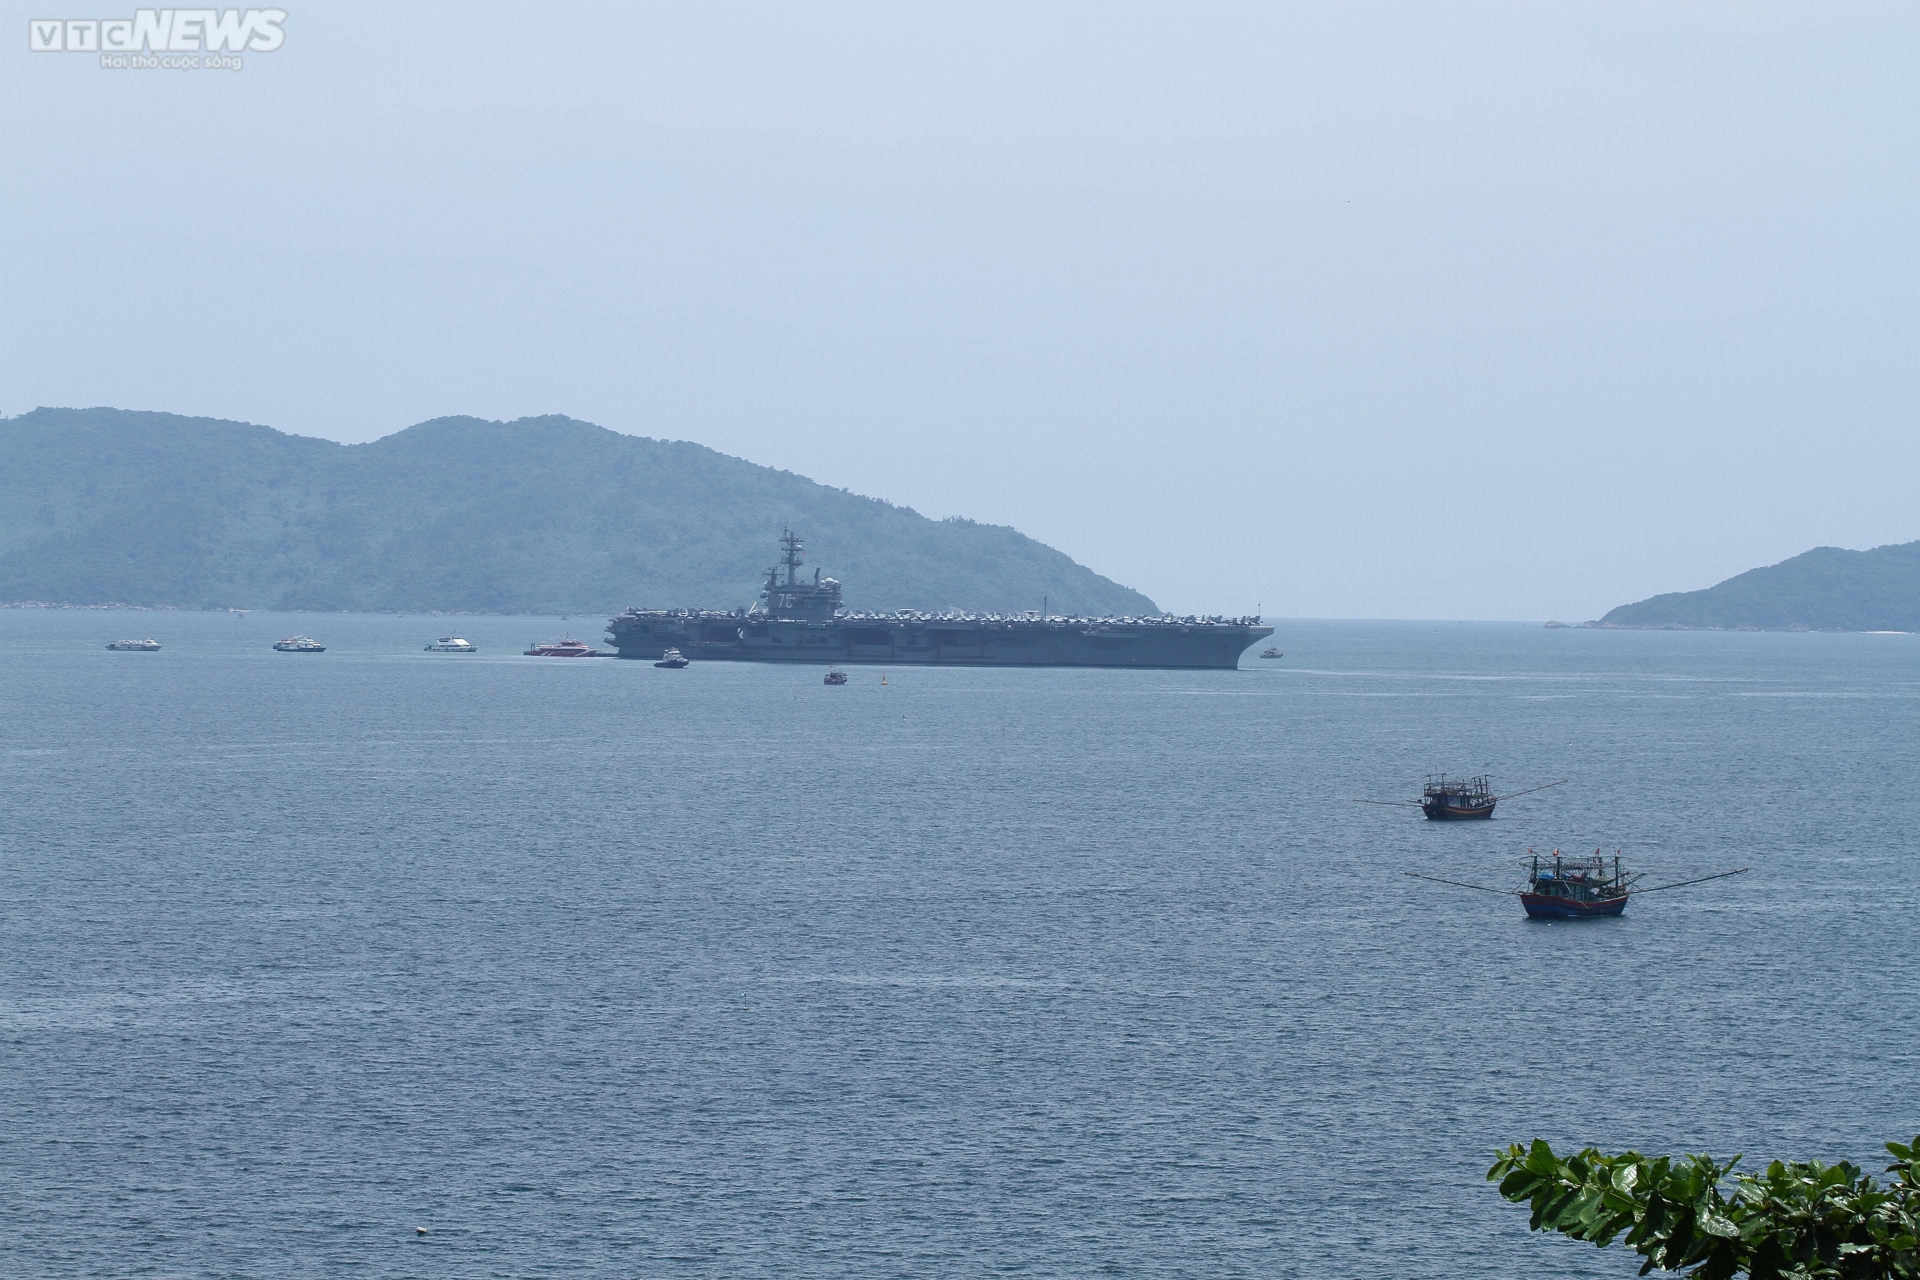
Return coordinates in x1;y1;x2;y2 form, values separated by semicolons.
824;668;848;685
105;638;161;651
524;638;600;657
1405;850;1747;919
424;637;478;653
272;636;326;653
1259;647;1283;659
1354;774;1566;820
654;647;690;669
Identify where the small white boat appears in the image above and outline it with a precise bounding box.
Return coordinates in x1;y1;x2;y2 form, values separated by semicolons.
424;637;478;652
106;638;161;651
654;647;690;669
272;636;326;653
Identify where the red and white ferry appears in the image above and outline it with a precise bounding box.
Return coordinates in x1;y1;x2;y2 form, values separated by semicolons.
524;638;601;657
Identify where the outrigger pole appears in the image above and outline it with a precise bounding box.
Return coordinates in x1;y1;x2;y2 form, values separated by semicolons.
1403;871;1517;896
1490;779;1568;801
1632;867;1749;894
1352;799;1424;807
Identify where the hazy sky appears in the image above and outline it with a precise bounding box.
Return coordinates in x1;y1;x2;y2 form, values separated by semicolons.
4;3;1916;618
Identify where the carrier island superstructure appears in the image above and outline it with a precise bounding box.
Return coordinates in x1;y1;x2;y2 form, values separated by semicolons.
606;531;1273;670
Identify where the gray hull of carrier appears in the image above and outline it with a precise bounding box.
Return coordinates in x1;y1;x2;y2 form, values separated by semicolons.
605;531;1273;670
607;609;1272;669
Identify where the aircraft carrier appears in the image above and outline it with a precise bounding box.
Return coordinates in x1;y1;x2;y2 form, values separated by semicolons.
606;531;1273;669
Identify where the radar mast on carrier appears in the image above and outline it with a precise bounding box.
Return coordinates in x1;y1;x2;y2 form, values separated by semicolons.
755;528;843;622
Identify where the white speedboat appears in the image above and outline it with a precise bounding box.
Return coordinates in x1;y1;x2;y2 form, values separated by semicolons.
272;636;326;653
424;637;478;652
106;638;161;651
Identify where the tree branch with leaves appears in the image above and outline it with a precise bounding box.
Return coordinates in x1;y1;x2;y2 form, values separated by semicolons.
1487;1136;1920;1279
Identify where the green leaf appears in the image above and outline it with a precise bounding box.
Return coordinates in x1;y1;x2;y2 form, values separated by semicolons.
1496;1170;1539;1201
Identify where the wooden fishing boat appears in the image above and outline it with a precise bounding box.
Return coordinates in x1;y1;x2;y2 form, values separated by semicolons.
1519;849;1634;918
1355;774;1566;820
1405;850;1746;919
1422;773;1498;819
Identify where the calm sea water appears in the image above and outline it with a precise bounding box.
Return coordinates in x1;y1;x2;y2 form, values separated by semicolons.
2;610;1916;1278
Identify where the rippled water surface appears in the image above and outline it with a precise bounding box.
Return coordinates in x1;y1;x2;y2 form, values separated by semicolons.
2;610;1917;1278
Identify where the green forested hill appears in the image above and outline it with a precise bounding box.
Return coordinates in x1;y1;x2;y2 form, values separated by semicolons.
0;408;1158;616
1599;542;1920;630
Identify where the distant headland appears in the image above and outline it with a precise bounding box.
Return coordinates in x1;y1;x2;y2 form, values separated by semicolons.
0;407;1157;617
1593;541;1920;632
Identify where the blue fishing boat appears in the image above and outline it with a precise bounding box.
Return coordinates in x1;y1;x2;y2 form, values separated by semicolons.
1405;849;1746;919
1520;849;1633;918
